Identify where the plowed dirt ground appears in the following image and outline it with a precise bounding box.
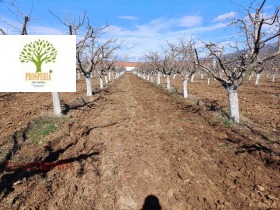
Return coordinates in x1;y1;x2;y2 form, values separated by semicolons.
0;73;279;210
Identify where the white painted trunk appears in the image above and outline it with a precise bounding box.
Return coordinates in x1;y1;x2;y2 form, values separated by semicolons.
99;77;104;88
157;73;161;85
108;71;111;81
90;74;93;78
207;78;210;85
105;75;108;84
183;79;188;98
51;92;62;116
200;73;204;80
77;73;80;80
151;76;154;83
166;75;171;90
227;88;240;123
147;74;150;81
212;58;216;69
163;74;166;78
173;74;176;79
249;74;252;80
255;73;260;85
85;73;93;96
272;74;275;82
191;74;195;82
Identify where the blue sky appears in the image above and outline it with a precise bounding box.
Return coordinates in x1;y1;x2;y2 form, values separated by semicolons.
0;0;278;61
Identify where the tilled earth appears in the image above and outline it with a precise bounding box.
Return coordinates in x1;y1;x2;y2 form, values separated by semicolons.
0;73;279;210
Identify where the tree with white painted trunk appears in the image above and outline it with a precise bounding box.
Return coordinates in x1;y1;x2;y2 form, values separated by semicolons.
145;49;178;91
157;71;161;85
169;38;197;99
76;26;118;95
195;43;244;123
139;61;157;83
97;55;118;88
114;65;126;79
52;11;119;96
254;61;264;85
99;40;119;85
267;56;279;82
177;61;196;99
51;12;98;96
194;0;280;123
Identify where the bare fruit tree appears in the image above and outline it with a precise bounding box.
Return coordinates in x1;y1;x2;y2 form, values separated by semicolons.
193;0;280;123
169;38;197;98
268;55;280;82
51;11;120;96
145;49;178;90
96;40;120;88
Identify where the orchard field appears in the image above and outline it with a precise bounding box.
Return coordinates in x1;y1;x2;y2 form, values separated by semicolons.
0;73;279;209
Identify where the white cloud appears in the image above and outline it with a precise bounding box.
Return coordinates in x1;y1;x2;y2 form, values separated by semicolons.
126;44;134;49
179;16;203;27
118;16;138;21
214;12;236;22
106;16;227;61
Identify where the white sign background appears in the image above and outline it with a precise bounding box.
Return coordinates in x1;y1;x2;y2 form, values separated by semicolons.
0;35;76;92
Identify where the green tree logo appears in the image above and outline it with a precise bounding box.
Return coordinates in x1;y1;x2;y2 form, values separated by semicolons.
19;39;57;72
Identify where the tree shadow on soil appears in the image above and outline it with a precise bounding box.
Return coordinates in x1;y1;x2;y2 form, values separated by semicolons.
0;137;100;199
62;88;111;115
225;138;280;169
243;124;280;145
234;143;279;156
141;195;162;210
0;128;29;173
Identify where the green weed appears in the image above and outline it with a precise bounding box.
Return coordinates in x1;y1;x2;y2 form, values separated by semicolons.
26;117;63;144
216;114;234;127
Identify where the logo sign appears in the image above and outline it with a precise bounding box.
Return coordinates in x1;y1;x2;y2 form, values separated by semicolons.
0;35;76;92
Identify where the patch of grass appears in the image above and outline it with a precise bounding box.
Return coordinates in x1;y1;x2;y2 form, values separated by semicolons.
216;114;234;127
26;117;64;144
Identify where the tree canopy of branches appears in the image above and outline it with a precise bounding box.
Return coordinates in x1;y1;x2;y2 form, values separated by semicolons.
193;0;279;123
51;11;120;96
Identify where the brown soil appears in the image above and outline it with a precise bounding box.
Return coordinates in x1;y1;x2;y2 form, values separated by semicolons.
0;73;279;210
